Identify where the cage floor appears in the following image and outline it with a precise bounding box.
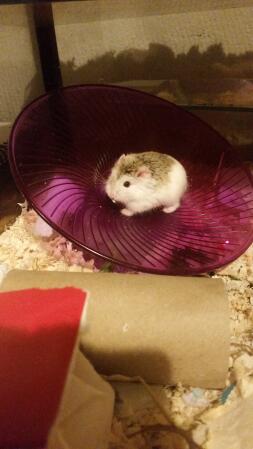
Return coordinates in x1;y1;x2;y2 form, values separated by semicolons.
0;209;252;449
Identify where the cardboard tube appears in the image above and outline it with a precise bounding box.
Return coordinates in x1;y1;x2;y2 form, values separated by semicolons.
1;270;229;388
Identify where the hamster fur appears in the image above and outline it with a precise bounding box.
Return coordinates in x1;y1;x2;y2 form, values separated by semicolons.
105;151;187;216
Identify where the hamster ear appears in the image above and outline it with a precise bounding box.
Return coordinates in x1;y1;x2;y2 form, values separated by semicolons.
118;154;126;162
137;166;151;178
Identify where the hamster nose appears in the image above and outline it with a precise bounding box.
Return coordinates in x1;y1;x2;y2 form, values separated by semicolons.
108;194;117;203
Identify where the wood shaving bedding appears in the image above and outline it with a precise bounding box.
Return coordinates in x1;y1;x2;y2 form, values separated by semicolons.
0;207;96;274
0;207;252;449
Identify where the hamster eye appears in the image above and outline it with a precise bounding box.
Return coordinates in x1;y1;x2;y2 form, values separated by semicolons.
123;181;131;188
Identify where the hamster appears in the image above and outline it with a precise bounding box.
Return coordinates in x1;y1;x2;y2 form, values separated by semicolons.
105;151;187;216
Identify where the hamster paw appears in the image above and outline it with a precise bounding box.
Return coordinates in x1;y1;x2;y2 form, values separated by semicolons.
121;208;134;217
163;203;179;213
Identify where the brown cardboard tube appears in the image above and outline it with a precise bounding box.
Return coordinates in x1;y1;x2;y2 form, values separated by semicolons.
1;270;229;388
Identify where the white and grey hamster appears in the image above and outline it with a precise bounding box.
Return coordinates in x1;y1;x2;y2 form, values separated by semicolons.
105;151;187;216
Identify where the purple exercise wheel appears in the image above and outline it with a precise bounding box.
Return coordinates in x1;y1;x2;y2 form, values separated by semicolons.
9;85;253;275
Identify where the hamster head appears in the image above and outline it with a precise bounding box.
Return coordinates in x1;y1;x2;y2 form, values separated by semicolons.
105;154;157;206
